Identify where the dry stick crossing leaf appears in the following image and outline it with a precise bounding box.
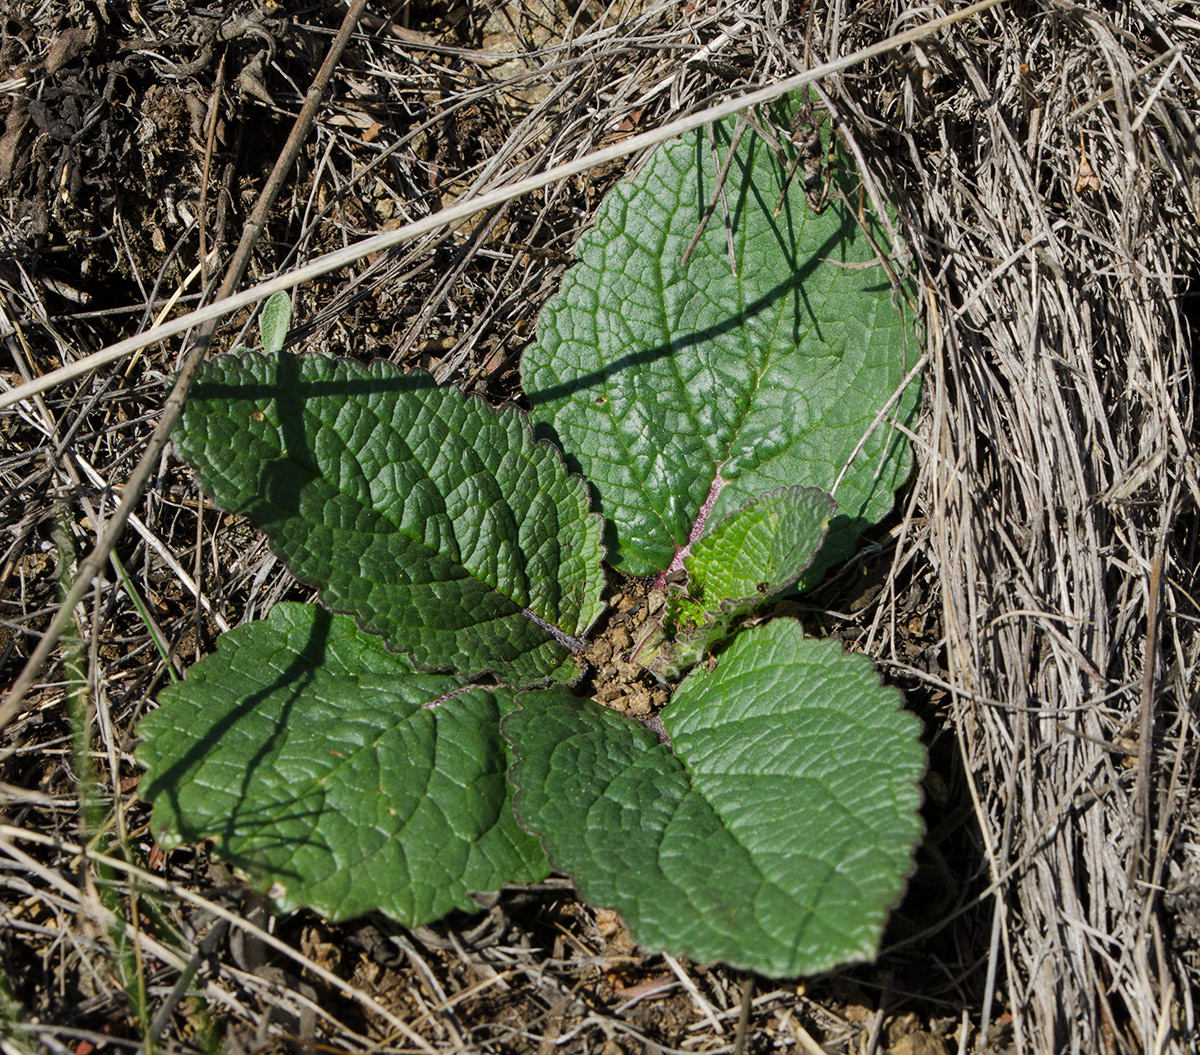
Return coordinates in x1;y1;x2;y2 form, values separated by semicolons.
2;0;1006;722
0;0;1006;409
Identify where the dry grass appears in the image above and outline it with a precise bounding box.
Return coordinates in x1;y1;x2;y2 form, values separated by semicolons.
1;0;1198;1052
818;3;1200;1050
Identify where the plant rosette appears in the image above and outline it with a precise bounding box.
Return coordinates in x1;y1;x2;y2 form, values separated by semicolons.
138;95;925;977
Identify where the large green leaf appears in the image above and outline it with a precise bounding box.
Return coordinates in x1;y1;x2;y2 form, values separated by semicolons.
522;99;918;577
137;603;549;924
505;620;925;976
176;352;606;684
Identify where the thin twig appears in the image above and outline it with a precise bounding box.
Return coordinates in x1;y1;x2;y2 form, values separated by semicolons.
731;976;754;1055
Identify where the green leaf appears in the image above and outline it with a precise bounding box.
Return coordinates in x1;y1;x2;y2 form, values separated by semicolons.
675;487;834;622
638;486;834;677
137;603;549;924
506;620;925;977
258;291;292;355
523;99;918;579
176;352;606;684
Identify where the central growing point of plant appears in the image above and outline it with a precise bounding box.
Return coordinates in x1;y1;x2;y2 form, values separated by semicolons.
137;96;925;978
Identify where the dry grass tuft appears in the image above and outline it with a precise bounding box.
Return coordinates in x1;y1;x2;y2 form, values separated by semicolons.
1;0;1197;1052
819;1;1200;1050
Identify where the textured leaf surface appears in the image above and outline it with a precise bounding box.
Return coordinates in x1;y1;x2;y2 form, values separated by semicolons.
674;487;833;625
641;486;832;677
639;487;834;678
506;620;925;976
258;291;292;355
176;352;605;683
137;603;549;924
523;100;917;577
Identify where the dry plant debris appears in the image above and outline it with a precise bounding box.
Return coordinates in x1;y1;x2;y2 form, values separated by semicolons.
1;0;1198;1053
583;577;671;718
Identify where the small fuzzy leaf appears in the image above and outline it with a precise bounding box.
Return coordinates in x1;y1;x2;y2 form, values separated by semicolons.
523;98;917;579
175;352;606;684
137;603;549;924
674;486;834;626
640;487;833;677
258;291;292;355
506;620;924;977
